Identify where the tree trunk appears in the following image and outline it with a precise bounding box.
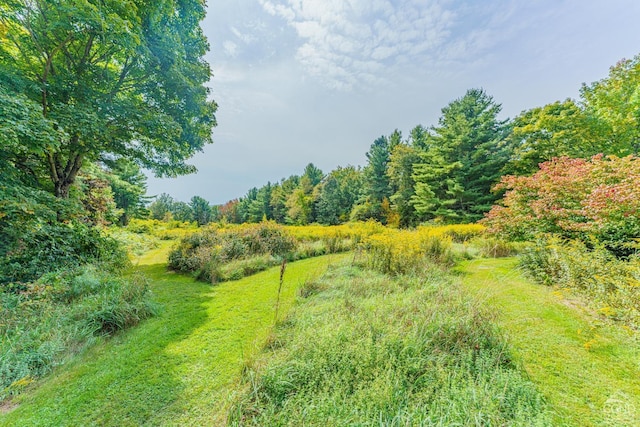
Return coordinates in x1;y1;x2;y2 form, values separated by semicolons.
48;139;85;199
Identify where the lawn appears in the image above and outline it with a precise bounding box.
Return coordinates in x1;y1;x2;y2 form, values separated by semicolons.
1;244;347;426
458;257;640;426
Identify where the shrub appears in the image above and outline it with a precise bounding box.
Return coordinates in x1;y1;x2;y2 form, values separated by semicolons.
519;237;640;328
168;222;296;282
0;266;156;400
484;155;640;257
362;227;454;275
474;236;522;258
0;222;129;285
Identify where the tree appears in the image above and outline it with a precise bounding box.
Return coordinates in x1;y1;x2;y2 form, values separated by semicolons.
484;155;640;257
352;136;392;222
411;89;509;222
190;196;212;226
170;201;193;222
581;55;640;155
0;0;217;200
149;193;175;221
104;158;149;225
388;143;420;227
505;100;602;175
316;166;363;225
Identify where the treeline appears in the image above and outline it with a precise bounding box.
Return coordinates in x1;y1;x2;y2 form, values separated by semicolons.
195;55;639;227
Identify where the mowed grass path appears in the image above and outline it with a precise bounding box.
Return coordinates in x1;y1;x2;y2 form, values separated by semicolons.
458;257;640;427
1;244;348;426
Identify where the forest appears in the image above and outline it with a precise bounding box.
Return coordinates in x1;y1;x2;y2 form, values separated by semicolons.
1;1;640;426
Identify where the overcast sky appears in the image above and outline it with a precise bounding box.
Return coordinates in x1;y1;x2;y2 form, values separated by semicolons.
146;0;640;205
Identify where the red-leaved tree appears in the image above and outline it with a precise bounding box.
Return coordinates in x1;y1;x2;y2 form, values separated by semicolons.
483;155;640;255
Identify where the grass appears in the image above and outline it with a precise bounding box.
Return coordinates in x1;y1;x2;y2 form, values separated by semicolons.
0;244;347;426
229;263;552;426
457;257;640;426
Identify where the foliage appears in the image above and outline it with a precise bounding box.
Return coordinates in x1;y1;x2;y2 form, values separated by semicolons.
484;155;640;257
352;136;393;223
504;53;640;175
229;265;551;425
519;237;640;328
103;158;150;225
388;142;421;227
316;166;363;225
360;226;455;275
190;195;213;226
0;266;156;400
167;222;296;282
504;100;601;175
581;55;640;155
0;0;217;199
0;222;128;285
412;89;510;222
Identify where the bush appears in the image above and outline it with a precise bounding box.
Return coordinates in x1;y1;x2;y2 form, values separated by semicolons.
484;155;640;258
519;237;640;328
0;222;129;285
362;227;454;275
0;266;156;400
168;222;296;282
474;237;522;258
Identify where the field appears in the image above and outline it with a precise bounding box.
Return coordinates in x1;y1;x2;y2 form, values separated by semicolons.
2;222;638;426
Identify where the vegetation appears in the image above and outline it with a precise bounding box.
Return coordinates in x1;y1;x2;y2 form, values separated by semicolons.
460;258;640;426
1;3;639;423
0;0;217;199
519;237;640;329
229;242;551;425
0;248;347;426
0;265;156;401
167;222;483;283
484;155;640;256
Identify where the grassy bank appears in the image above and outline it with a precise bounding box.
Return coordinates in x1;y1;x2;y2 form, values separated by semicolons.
229;263;552;425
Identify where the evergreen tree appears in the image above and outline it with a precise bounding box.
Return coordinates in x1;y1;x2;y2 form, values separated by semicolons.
190;196;212;226
411;89;509;222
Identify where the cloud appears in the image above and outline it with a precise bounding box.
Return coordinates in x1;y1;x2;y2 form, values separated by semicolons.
258;0;462;90
255;0;551;91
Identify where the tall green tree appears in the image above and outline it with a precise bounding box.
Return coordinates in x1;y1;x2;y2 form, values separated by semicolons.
149;193;174;221
412;89;509;222
0;0;217;200
352;136;392;222
388;143;421;227
190;195;212;226
504;100;598;175
316;166;363;225
104;158;149;225
581;55;640;155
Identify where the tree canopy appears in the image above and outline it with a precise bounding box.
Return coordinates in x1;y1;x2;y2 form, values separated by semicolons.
0;0;217;199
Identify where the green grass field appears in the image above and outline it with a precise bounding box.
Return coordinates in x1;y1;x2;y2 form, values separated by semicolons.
458;258;640;426
1;245;347;426
3;245;639;426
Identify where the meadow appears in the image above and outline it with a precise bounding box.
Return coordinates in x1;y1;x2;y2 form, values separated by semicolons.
2;220;638;426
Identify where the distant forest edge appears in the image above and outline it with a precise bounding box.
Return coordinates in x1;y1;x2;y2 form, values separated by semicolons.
151;54;640;228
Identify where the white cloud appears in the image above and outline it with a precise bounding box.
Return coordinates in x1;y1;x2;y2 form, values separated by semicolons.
222;40;238;57
257;0;467;90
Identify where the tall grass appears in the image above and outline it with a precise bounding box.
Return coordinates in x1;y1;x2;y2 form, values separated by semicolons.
229;264;551;426
519;236;640;328
0;266;156;400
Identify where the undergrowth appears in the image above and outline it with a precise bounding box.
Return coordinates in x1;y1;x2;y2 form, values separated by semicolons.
519;236;640;329
229;263;551;425
0;266;157;401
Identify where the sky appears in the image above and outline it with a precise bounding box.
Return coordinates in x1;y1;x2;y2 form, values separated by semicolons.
146;0;640;205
